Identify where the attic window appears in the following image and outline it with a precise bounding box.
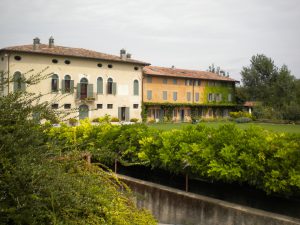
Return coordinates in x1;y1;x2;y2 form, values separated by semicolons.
134;66;139;71
97;63;103;68
52;59;58;64
64;60;71;65
108;64;113;68
14;56;22;61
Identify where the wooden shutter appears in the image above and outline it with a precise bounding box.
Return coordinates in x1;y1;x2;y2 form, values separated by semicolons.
70;80;74;93
134;80;139;95
61;80;65;94
87;84;93;98
118;107;122;121
77;83;81;99
21;79;26;92
97;78;103;94
125;107;130;121
112;82;117;95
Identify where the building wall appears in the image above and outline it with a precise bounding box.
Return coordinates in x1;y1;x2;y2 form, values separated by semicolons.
0;52;143;121
143;74;235;121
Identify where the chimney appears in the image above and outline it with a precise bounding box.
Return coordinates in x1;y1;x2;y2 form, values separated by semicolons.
126;53;131;59
49;36;54;48
171;65;175;69
33;37;40;50
120;48;126;59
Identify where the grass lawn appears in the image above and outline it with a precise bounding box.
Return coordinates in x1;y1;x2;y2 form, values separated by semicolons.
148;121;300;134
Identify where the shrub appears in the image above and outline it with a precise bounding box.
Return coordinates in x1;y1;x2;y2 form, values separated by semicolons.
111;117;120;122
230;111;252;119
92;117;100;122
130;118;139;123
68;118;77;126
235;117;252;123
148;119;156;124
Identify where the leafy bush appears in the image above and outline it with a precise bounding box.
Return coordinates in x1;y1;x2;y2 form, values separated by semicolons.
148;119;156;124
111;117;120;122
48;122;300;197
235;117;252;123
230;111;252;119
130;118;139;123
68;118;77;126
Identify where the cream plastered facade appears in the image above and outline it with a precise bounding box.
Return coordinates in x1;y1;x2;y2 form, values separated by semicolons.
0;52;143;121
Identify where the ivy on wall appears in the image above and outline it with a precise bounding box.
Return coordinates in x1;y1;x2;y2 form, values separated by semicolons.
203;85;235;105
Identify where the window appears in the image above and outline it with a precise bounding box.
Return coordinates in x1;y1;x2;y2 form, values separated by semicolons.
163;78;168;84
51;74;59;92
187;92;191;101
64;60;71;65
97;104;103;109
162;91;167;100
63;75;71;93
208;81;215;86
147;76;152;83
51;104;59;109
173;79;177;84
133;80;139;96
108;64;113;68
173;92;177;101
185;79;192;86
79;77;88;99
64;104;71;109
107;104;113;109
195;92;200;102
14;56;22;61
194;80;201;86
107;78;113;94
187;109;191;117
97;77;103;94
216;93;222;102
52;59;58;64
97;63;102;67
147;90;152;100
133;104;139;109
208;93;213;102
228;93;232;102
13;72;25;92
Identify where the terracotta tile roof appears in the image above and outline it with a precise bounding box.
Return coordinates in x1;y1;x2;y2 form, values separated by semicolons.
0;44;150;65
143;66;238;82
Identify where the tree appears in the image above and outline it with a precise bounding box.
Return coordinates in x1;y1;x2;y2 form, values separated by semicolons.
240;54;299;120
0;70;156;225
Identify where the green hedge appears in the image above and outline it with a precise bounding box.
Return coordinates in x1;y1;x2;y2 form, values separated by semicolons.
48;120;300;197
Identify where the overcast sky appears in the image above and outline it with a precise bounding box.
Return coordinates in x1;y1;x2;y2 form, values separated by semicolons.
1;0;300;81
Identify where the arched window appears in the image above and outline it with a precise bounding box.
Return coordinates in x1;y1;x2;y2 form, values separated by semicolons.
133;80;139;96
13;72;25;92
97;77;103;94
51;74;59;92
107;78;113;94
80;78;88;99
64;75;71;93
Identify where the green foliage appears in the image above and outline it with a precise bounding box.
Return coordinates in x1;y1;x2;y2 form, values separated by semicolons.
229;111;252;119
48;122;300;197
130;118;139;123
0;71;156;225
241;54;299;121
111;117;120;122
235;117;252;123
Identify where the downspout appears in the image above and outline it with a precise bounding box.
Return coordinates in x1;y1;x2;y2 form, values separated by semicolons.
5;52;10;94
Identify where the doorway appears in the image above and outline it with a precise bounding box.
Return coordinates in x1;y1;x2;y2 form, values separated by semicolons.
180;109;185;122
79;104;89;120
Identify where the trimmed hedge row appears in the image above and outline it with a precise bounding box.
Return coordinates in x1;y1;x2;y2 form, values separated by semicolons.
47;120;300;197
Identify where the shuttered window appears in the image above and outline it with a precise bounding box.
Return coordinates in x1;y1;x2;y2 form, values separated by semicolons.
133;80;139;95
195;92;199;102
13;72;26;92
173;92;177;101
51;74;59;92
147;90;152;100
187;92;191;101
162;91;167;100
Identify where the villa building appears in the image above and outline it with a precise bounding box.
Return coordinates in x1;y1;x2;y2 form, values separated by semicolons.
143;66;238;122
0;37;149;121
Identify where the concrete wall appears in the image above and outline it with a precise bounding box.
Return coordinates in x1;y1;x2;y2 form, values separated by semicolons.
119;175;300;225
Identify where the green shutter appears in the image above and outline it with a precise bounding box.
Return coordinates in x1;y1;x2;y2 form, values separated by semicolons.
97;78;103;94
125;107;130;121
70;80;74;93
21;80;26;92
61;80;65;94
118;107;122;121
112;82;117;95
87;84;93;98
14;80;18;92
134;80;139;95
77;83;81;99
